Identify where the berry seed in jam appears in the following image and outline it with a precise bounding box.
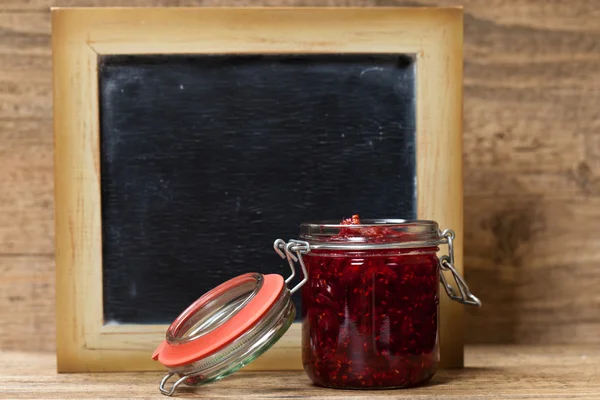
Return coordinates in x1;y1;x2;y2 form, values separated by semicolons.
301;215;440;389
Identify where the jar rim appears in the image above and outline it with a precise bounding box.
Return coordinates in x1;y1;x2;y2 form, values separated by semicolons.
299;219;443;249
300;218;438;228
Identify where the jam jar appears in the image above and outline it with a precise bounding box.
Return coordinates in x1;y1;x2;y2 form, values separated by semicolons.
153;216;480;396
285;217;481;389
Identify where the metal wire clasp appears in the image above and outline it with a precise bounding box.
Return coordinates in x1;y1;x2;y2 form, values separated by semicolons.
273;239;309;295
159;372;187;396
439;229;482;307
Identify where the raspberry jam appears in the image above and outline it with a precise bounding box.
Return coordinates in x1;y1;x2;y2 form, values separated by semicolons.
300;216;442;389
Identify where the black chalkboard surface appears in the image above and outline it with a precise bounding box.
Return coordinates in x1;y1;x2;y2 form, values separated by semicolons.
98;54;416;324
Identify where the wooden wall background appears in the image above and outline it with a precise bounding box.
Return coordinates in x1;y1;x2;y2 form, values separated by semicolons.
1;0;599;353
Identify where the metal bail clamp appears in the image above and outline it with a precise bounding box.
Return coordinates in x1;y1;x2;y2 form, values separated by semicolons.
439;229;482;307
159;372;188;396
273;239;309;294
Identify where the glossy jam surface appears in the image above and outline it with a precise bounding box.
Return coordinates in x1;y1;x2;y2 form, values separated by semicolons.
301;217;440;389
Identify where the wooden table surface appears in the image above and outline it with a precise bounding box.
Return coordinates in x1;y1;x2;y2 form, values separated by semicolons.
1;345;599;399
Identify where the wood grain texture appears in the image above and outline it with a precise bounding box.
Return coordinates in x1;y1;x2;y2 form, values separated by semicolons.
0;13;51;118
464;196;600;344
0;119;53;254
2;0;421;11
1;345;600;399
0;256;55;352
0;0;600;356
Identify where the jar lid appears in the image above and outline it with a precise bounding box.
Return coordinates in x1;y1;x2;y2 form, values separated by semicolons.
153;272;296;396
153;240;310;396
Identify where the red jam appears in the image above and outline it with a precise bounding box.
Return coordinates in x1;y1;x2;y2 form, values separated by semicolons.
301;216;440;388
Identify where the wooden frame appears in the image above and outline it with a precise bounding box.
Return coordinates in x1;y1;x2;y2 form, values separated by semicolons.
53;7;463;372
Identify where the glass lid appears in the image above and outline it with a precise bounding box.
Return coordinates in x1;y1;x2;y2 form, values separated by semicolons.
153;269;299;396
166;273;264;345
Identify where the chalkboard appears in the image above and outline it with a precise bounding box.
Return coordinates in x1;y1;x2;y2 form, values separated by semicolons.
98;54;416;325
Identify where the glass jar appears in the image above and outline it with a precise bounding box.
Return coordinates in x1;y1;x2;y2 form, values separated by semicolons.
153;218;480;396
288;219;480;389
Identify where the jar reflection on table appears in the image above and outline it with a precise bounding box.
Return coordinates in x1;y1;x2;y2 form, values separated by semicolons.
301;247;440;389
